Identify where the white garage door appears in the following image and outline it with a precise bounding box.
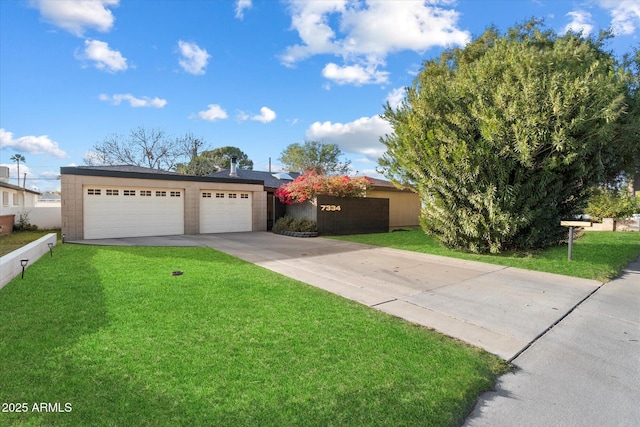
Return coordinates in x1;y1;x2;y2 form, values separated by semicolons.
83;186;184;239
200;191;252;233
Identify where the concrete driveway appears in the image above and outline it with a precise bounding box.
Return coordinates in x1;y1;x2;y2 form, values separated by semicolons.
76;231;640;425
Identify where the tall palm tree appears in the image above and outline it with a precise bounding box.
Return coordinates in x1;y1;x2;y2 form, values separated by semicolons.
10;154;26;187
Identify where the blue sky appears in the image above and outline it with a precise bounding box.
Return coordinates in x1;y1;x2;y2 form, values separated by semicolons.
1;0;639;192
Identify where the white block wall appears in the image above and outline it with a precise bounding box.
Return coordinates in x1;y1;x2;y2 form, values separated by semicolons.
0;233;57;289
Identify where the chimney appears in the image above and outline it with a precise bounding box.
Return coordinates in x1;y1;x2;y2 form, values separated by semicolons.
0;166;9;183
230;155;238;177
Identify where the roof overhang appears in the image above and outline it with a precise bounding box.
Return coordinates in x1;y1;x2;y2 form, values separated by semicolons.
60;167;263;186
0;181;41;195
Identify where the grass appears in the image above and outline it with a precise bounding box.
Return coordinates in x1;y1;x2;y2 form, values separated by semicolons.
330;228;640;282
0;244;508;426
0;229;61;257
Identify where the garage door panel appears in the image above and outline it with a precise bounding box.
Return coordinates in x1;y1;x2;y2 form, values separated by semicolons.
84;186;184;239
200;191;251;233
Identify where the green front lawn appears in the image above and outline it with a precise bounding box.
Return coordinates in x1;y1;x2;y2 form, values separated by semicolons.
330;229;640;282
0;244;508;426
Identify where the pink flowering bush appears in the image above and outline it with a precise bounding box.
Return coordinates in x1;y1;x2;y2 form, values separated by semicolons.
275;172;371;205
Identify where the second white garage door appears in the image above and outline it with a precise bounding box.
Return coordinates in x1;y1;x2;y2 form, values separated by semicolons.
200;190;252;233
200;191;252;233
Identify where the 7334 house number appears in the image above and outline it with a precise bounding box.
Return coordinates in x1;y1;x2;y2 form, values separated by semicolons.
320;204;341;211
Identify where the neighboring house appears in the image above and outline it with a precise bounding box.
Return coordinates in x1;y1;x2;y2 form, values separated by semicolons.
0;178;41;235
37;192;61;206
60;165;266;241
211;168;420;230
364;177;421;229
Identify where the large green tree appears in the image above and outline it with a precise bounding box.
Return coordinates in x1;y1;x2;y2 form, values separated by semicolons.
279;141;351;175
203;146;253;171
176;146;253;175
379;21;639;253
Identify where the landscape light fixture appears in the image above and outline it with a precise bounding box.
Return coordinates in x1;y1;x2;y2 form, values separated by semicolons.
62;234;66;243
20;259;28;279
48;242;53;258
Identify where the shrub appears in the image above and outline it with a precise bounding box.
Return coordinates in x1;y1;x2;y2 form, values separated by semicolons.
13;210;38;232
273;216;317;233
273;216;293;233
584;189;639;221
291;218;317;232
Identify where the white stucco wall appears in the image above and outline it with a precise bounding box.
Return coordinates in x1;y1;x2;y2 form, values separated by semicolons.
0;187;59;229
1;207;61;230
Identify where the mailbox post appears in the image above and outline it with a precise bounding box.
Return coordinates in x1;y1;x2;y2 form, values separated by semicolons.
560;221;592;261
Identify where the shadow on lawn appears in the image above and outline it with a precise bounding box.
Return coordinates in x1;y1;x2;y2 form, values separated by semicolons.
0;245;110;422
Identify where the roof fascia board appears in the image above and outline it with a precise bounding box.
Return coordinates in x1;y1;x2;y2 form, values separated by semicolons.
60;167;263;185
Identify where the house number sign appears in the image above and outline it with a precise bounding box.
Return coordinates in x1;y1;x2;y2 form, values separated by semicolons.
320;204;341;211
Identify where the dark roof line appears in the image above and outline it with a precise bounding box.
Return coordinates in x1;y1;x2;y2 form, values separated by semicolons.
60;166;264;185
69;165;182;174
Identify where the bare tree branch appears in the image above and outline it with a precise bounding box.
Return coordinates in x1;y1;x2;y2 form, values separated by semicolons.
84;127;205;170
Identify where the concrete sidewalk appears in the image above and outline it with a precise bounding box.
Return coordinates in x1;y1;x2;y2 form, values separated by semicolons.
77;232;603;361
465;256;640;426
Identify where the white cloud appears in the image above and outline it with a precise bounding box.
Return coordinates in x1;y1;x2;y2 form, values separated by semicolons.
238;106;277;123
251;107;277;123
0;128;68;158
305;115;392;161
280;0;345;65
338;1;470;57
235;0;252;19
563;10;594;36
600;0;640;35
178;40;211;75
99;93;167;108
322;62;389;85
236;111;250;121
385;87;405;109
76;39;127;72
30;0;119;36
195;104;229;121
281;0;470;85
